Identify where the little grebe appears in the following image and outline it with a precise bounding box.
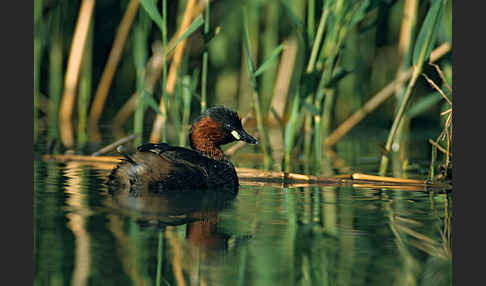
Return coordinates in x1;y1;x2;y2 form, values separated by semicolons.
108;106;257;193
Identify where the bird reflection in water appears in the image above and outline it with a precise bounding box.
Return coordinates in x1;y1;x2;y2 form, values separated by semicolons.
107;187;239;255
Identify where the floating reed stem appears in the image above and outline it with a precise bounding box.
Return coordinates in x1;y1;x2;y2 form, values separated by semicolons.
59;0;96;148
42;154;451;190
351;173;425;184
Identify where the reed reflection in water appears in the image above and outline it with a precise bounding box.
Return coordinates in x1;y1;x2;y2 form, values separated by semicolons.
34;159;451;286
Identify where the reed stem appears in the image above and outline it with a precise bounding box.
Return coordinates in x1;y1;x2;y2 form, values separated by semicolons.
77;20;94;145
161;0;168;142
150;0;201;143
313;2;346;174
306;9;329;73
307;0;315;41
379;66;422;176
252;90;271;169
48;9;63;141
325;43;450;148
88;0;140;140
59;0;96;148
34;0;43;142
428;142;437;180
303;8;329;171
261;0;279;113
201;0;210;113
179;73;195;146
134;9;150;146
242;6;271;169
284;93;300;171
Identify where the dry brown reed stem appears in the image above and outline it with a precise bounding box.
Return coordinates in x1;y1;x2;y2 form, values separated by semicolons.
58;0;96;148
113;95;137;137
430;63;452;93
270;37;299;124
88;0;140;141
150;0;200;142
224;141;246;156
397;0;418;57
422;73;452;105
112;43;165;136
325;42;451;148
108;3;206;140
428;139;448;155
43;154;123;163
166;0;198;94
90;134;138;156
324;148;350;172
423;64;452;171
325;69;412;147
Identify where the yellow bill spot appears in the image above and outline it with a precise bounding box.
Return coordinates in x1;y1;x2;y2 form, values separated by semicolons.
231;130;241;140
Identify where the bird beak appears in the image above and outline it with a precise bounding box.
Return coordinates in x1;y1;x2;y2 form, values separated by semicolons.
232;129;258;144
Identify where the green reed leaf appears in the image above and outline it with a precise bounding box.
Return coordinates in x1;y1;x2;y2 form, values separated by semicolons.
406;92;441;118
166;15;204;56
140;0;164;32
142;89;163;117
253;44;285;77
302;101;319;115
413;0;444;66
242;7;256;77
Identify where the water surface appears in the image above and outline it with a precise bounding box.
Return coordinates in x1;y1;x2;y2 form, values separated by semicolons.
34;130;451;286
